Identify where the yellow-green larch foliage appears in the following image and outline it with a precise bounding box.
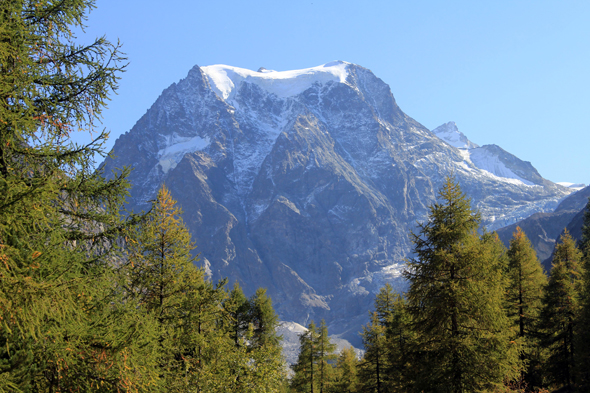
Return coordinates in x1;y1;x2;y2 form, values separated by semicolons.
291;320;336;393
126;185;199;316
331;347;359;393
125;185;205;390
505;226;547;388
540;230;584;391
575;198;590;390
0;0;159;391
317;319;337;393
291;321;320;393
404;176;518;392
359;311;389;393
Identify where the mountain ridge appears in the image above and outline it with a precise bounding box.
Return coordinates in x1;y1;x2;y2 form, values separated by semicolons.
102;62;571;345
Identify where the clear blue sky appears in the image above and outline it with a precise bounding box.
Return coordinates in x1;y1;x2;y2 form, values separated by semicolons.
79;0;590;185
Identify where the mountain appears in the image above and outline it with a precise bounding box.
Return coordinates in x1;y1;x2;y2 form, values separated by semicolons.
496;185;590;271
101;62;571;345
433;122;551;188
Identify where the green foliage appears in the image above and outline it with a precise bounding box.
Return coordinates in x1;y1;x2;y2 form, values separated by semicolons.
124;187;287;392
505;226;547;388
0;0;166;390
404;176;518;392
291;321;319;392
331;347;359;393
359;312;389;393
539;230;584;391
124;185;206;390
0;1;288;391
576;198;590;391
291;320;336;393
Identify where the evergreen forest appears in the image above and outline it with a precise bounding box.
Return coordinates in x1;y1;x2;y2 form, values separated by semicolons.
2;1;590;392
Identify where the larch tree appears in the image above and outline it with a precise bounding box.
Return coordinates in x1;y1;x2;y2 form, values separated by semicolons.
291;321;320;393
0;0;159;391
125;185;206;390
224;282;250;348
540;230;584;391
291;320;336;393
317;319;337;393
331;346;359;393
359;311;389;393
505;226;547;388
404;176;518;392
383;289;412;391
575;198;590;389
247;288;287;392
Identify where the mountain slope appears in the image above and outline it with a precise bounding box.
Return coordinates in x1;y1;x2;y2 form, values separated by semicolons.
496;185;590;271
102;62;570;344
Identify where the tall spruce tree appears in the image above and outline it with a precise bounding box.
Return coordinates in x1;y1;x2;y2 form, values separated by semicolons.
404;176;518;392
505;226;547;388
0;1;161;390
540;230;584;391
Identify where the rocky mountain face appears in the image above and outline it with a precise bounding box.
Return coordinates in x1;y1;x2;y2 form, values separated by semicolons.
102;62;571;345
496;185;590;271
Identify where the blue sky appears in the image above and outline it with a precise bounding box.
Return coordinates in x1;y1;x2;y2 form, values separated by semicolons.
79;0;590;184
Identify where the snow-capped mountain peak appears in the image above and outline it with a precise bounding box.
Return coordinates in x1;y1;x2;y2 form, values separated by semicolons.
432;121;479;149
103;62;571;348
201;61;350;101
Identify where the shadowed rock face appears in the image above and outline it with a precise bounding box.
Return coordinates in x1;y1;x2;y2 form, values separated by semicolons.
101;62;570;345
496;185;590;272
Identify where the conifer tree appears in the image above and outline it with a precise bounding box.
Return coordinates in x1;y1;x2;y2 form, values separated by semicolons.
359;312;389;393
245;288;286;392
250;288;282;349
292;321;320;393
404;176;518;392
331;346;359;393
125;185;206;390
505;226;547;387
292;320;336;393
540;230;584;391
0;1;159;390
359;284;412;392
384;290;413;391
317;320;337;393
224;282;250;348
575;198;590;390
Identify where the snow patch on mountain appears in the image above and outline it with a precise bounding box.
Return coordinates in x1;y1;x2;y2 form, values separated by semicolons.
557;182;586;191
158;134;209;173
201;61;350;101
432;122;536;187
432;121;479;149
468;148;535;186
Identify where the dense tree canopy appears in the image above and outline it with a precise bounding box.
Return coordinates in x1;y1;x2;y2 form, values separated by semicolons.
404;176;518;392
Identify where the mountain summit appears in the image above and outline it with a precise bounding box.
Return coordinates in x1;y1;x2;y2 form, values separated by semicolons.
102;62;570;344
